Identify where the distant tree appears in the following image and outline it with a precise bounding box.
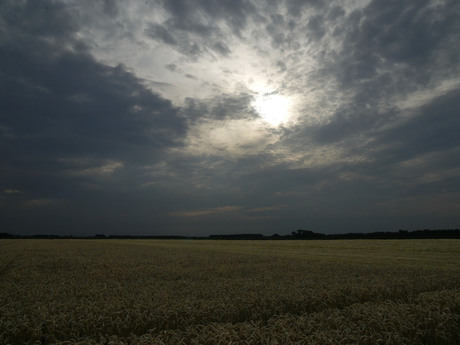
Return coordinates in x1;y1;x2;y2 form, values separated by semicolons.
291;229;325;239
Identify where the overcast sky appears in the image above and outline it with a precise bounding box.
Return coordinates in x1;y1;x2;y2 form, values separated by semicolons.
1;0;459;236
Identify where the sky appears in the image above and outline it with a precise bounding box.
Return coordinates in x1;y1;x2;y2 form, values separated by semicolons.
1;0;460;236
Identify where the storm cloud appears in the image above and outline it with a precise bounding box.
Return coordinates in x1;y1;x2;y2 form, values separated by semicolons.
1;0;459;235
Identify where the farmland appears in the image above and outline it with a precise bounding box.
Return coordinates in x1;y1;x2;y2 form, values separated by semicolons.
0;239;459;344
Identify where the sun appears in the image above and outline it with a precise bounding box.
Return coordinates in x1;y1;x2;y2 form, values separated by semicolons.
254;93;291;126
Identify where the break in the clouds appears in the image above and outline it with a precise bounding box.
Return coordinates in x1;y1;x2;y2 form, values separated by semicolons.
1;0;459;236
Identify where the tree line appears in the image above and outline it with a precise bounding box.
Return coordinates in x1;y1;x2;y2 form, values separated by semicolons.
1;229;459;240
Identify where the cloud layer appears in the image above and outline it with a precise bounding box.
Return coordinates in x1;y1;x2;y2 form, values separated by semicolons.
1;0;459;235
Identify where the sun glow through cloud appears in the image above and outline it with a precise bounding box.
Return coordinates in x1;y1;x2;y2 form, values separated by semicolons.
254;93;291;127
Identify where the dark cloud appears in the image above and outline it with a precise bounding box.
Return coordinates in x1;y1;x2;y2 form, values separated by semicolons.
1;0;459;236
374;89;460;164
145;23;178;45
330;0;460;87
265;14;287;48
0;1;78;40
102;0;118;16
286;88;460;232
212;42;231;56
312;107;395;145
327;5;345;21
145;21;203;58
182;92;256;122
303;0;460;150
185;73;197;79
286;0;326;17
165;63;178;72
276;60;287;72
307;15;326;40
144;0;258;58
0;0;187;234
161;0;257;36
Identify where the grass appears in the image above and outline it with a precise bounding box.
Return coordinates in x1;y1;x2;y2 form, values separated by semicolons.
0;239;459;344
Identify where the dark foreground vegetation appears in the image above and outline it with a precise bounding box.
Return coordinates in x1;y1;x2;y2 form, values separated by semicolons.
1;229;459;240
1;239;459;344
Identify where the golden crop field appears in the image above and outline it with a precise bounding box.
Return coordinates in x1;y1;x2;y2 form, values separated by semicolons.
0;239;459;345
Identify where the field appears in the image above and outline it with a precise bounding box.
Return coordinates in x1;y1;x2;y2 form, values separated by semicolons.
0;239;459;345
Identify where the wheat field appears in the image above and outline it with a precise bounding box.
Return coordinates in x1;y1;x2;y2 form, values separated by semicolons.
0;239;459;344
